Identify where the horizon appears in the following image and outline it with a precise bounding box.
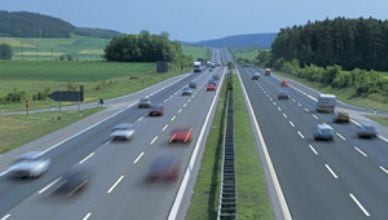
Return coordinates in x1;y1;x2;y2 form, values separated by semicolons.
1;0;388;41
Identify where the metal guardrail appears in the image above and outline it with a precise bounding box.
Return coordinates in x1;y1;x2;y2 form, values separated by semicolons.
217;72;236;220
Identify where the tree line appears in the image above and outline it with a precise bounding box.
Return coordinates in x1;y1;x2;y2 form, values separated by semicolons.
0;11;75;38
104;31;191;64
271;17;388;71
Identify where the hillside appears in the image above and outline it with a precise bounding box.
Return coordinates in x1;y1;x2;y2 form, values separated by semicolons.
193;33;276;49
0;11;75;38
0;11;122;39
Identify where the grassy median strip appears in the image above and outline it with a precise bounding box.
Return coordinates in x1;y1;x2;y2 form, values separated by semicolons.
186;77;227;220
233;74;275;219
0;108;100;153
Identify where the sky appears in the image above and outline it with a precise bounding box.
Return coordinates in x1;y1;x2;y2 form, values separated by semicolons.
1;0;388;41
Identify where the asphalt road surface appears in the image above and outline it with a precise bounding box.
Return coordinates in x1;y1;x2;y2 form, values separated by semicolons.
239;66;388;220
0;49;228;220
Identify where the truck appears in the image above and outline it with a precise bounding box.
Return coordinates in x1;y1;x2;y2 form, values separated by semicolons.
316;94;336;113
265;68;271;76
193;61;202;73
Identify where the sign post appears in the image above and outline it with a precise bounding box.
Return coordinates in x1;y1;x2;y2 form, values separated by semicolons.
25;98;30;117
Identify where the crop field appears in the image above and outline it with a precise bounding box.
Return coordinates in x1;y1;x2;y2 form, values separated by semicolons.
0;34;109;61
0;61;185;111
182;45;209;59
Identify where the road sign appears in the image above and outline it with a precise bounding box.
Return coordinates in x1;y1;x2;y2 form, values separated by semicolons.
48;91;83;102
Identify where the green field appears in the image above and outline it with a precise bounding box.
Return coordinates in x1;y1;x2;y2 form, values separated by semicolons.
0;34;109;61
182;45;210;59
231;48;259;60
0;61;185;111
0;108;100;153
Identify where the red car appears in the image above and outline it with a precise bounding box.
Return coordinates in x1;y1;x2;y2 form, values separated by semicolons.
169;128;193;143
281;80;289;87
207;84;217;91
147;158;179;182
148;105;164;116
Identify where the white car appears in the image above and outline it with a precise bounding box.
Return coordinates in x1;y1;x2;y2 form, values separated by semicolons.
110;123;135;141
8;151;51;178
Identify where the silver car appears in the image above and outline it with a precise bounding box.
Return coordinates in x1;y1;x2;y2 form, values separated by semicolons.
138;98;151;108
110;123;135;141
8;151;51;178
314;124;335;141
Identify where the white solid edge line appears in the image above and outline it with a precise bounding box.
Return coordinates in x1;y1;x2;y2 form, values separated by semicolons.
38;177;61;194
133;152;144;164
354;146;367;157
336;132;347;141
378;135;388;143
1;214;10;220
297;131;305;139
36;72;190;156
150;136;158;145
82;212;92;220
162;124;169;131
107;175;124;194
168;67;227;220
325;164;338;179
39;102;136;156
349;193;371;217
236;68;292;220
289;121;295;127
308;144;319;155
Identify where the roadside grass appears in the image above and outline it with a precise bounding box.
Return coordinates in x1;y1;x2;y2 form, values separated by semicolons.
0;108;100;153
0;61;185;111
186;76;227;220
233;74;275;219
366;115;388;127
274;71;388;113
182;45;209;59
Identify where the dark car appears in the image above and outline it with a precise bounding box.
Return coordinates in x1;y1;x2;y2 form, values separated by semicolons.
147;157;179;182
251;72;260;80
208;79;217;86
149;104;164;116
278;90;289;100
189;82;197;89
357;123;378;138
54;166;91;197
212;74;220;80
138;98;151;108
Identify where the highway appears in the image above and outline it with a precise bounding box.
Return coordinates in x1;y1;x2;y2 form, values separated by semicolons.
0;49;228;220
239;66;388;220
